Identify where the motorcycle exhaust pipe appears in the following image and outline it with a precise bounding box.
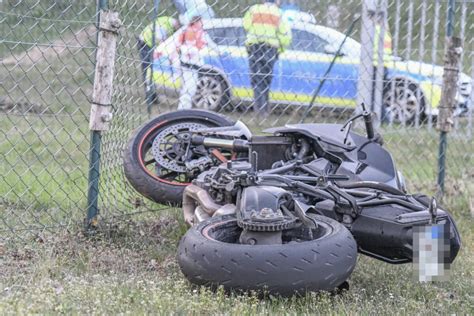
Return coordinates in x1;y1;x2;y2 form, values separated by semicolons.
182;184;237;226
191;135;249;152
183;184;222;226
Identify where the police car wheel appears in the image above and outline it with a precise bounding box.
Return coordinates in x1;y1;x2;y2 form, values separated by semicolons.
193;74;229;111
383;80;426;125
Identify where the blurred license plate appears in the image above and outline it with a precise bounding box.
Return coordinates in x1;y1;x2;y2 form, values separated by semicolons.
413;224;451;282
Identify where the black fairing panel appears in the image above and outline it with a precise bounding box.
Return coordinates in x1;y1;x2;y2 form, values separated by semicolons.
266;123;398;187
350;141;397;186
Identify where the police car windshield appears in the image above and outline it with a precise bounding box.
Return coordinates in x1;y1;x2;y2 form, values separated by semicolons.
205;25;329;54
206;27;246;46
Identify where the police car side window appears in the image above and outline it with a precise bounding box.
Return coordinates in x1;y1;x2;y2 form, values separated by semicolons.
290;29;328;53
235;27;246;47
206;27;246;47
207;27;227;45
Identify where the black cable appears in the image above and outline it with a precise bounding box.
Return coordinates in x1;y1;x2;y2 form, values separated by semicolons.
300;15;361;123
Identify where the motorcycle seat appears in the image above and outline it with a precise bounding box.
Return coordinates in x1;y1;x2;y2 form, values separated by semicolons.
264;123;357;150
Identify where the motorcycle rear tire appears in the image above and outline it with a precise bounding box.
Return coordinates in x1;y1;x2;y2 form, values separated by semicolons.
123;110;235;206
177;214;357;296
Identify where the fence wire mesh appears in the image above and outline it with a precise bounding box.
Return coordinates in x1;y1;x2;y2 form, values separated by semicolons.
1;0;473;244
1;1;98;242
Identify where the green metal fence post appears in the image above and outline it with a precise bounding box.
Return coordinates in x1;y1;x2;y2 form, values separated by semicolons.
437;132;448;195
86;131;102;228
436;0;455;197
86;0;109;229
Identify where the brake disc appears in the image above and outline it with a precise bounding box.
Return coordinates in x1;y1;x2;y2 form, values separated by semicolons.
151;122;208;172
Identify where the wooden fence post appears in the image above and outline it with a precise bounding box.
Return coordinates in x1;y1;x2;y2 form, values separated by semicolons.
437;37;462;133
436;35;462;197
86;10;121;229
89;10;121;131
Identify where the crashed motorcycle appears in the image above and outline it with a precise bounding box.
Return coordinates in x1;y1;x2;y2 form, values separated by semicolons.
123;109;461;295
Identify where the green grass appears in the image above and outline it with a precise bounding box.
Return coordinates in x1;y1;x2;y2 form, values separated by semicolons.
0;1;96;57
0;205;473;314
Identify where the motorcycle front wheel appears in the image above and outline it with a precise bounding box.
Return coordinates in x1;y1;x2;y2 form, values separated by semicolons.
123;110;235;205
177;214;358;296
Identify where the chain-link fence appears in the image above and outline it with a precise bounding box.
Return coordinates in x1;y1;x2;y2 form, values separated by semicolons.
1;0;473;244
1;1;97;242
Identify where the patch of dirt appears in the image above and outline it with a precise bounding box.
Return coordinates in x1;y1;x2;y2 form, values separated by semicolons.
0;96;49;114
1;25;96;66
98;214;181;248
0;216;181;283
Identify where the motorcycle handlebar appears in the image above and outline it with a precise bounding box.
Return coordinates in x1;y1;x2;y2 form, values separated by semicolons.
363;111;375;140
341;103;378;142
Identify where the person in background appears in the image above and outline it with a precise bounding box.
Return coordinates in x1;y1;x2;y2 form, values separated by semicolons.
137;16;180;104
177;14;219;110
243;0;291;117
371;10;393;58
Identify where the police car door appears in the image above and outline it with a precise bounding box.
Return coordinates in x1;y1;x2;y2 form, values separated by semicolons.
278;27;357;107
204;22;248;91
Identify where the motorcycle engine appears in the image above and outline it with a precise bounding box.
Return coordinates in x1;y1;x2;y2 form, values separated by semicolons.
187;161;304;245
194;161;252;205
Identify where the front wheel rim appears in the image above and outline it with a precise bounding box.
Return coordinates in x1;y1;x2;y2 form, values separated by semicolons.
138;121;209;185
384;83;422;123
194;76;224;111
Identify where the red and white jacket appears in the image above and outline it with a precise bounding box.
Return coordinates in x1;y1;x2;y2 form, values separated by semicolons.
176;21;218;66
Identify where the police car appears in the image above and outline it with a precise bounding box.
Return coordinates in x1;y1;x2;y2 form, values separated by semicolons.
152;17;472;123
